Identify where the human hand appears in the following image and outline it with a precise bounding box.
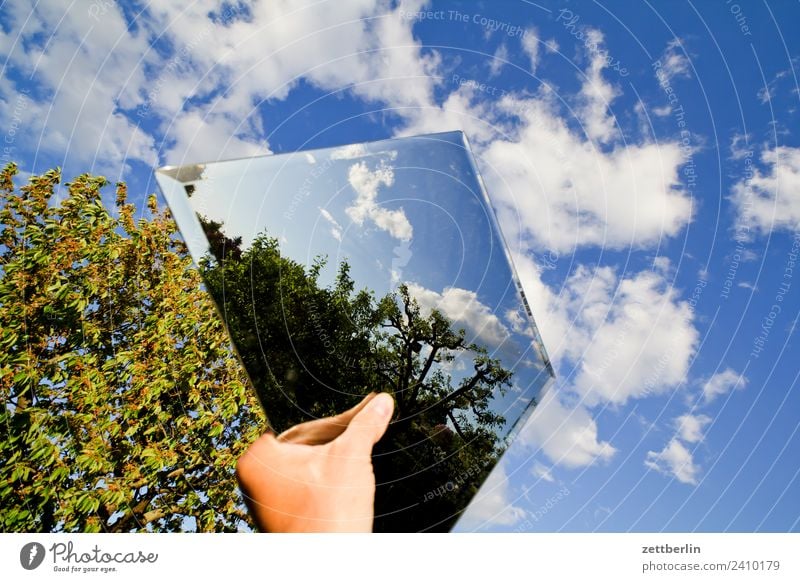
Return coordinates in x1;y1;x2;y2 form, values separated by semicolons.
236;392;394;532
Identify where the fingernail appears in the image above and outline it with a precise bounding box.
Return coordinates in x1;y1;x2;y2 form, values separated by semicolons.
371;393;393;418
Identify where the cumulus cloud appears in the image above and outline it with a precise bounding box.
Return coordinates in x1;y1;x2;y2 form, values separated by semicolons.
507;251;700;467
405;283;510;348
481;104;693;252
731;145;800;234
569;268;699;407
510;253;698;406
674;413;711;443
398;27;694;254
2;0;441;172
345;161;412;241
702;368;747;404
0;0;158;171
164;110;268;164
645;439;700;485
518;390;616;468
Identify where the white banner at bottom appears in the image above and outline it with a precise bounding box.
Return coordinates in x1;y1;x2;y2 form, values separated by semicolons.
1;533;797;581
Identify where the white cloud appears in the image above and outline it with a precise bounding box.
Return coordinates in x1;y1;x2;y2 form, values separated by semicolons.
142;0;439;116
645;439;700;485
305;152;317;164
396;27;694;255
457;460;527;529
510;253;698;407
570;267;699;407
520;28;539;73
396;82;498;146
406;283;510;348
731;145;800;234
757;85;773;104
0;0;158;171
674;413;711;443
518;390;616;468
481;93;693;253
3;0;441;173
164;110;269;165
505;250;701;468
702;368;747;404
345;161;412;241
531;461;555;483
730;133;753;160
489;43;508;77
652;105;672;117
319;207;343;241
655;38;692;84
577;29;619;144
330;143;368;160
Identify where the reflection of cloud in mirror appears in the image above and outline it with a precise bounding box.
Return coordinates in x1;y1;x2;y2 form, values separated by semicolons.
389;238;412;287
457;459;526;530
158;163;205;183
406;282;510;348
345;161;412;241
318;207;342;241
330;143;367;160
330;143;399;161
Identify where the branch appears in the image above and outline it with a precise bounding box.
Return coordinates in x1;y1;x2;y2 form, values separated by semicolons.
142;505;183;526
409;344;439;405
447;410;467;441
437;366;488;410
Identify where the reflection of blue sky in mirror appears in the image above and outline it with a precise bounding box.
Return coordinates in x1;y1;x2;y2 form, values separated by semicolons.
159;131;552;443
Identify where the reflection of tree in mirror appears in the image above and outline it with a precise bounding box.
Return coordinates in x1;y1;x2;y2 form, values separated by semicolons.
199;217;514;531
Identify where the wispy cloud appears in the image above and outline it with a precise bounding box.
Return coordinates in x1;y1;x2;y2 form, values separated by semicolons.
702;368;748;404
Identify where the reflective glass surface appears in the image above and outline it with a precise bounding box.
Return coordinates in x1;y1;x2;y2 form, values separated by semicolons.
156;130;553;532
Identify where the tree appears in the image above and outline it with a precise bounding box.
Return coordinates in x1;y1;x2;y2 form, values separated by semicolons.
0;163;267;532
201;229;514;531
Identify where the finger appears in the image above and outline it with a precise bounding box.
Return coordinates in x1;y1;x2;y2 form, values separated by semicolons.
277;393;376;445
236;432;278;488
335;392;394;457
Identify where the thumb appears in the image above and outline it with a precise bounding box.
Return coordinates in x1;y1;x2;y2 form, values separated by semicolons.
336;392;394;457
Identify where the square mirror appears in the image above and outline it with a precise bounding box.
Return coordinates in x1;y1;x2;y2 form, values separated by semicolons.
156;130;553;532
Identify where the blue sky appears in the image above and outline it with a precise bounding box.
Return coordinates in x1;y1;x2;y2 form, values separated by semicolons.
2;0;799;532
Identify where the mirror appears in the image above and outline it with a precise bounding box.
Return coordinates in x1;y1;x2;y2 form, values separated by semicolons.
156;130;553;532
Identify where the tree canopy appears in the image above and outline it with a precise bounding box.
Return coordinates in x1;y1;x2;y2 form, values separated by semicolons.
0;164;266;532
